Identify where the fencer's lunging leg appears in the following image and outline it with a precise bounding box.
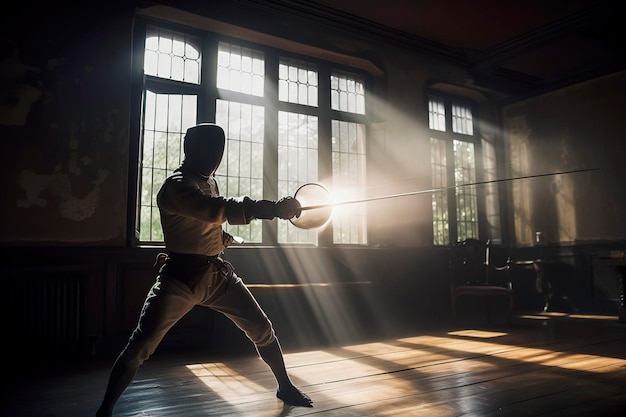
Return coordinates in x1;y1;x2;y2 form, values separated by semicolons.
256;339;313;407
95;356;139;417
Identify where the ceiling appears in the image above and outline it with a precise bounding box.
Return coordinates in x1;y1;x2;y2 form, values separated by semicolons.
6;0;623;99
284;0;625;98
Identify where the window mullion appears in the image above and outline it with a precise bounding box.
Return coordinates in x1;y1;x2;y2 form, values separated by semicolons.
264;51;279;244
202;34;218;122
441;98;454;244
129;19;149;246
317;62;333;247
446;131;458;245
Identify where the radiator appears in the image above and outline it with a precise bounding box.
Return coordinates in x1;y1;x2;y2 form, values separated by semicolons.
6;271;85;351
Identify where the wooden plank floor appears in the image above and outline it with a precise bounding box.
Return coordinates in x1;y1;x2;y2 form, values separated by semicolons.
4;313;625;417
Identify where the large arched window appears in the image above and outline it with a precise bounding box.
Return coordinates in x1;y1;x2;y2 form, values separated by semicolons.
134;23;369;246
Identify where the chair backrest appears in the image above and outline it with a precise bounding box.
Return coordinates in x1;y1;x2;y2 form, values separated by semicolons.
450;238;491;285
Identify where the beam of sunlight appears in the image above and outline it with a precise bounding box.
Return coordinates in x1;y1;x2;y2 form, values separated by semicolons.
183;331;624;413
520;312;618;321
447;329;508;338
518;314;551;320
398;334;626;373
342;342;459;370
247;282;370;289
283;351;429;402
276;249;395;346
568;314;618;320
186;362;267;399
506;114;535;245
481;126;503;241
554;172;577;241
334;341;405;356
538;311;568;317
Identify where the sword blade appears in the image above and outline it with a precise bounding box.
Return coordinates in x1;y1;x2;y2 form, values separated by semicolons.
299;168;598;211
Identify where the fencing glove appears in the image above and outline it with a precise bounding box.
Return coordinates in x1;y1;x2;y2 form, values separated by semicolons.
244;196;301;220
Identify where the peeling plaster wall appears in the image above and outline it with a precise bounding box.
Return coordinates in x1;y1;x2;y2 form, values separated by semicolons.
503;71;626;245
0;7;134;245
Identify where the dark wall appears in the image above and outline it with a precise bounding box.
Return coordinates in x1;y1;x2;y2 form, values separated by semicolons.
1;5;135;245
503;72;626;245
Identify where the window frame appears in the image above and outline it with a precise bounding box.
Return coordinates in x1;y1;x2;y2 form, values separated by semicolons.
427;92;485;245
128;17;371;247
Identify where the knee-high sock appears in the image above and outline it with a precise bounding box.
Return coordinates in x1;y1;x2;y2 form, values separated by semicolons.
256;339;292;389
95;356;139;417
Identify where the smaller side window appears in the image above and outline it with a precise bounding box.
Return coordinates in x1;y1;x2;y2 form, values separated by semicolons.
428;95;479;245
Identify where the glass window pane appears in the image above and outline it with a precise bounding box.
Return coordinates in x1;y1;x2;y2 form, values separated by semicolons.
454;140;478;240
452;101;473;135
331;71;365;115
139;92;197;243
216;99;265;243
332;120;367;244
277;111;319;244
217;42;264;97
428;96;446;132
430;137;449;245
279;57;318;107
144;26;201;84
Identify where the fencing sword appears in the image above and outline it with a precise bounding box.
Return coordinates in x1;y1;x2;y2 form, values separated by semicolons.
289;168;598;229
299;168;597;211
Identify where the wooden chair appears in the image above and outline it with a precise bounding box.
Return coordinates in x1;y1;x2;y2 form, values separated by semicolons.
449;238;514;325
